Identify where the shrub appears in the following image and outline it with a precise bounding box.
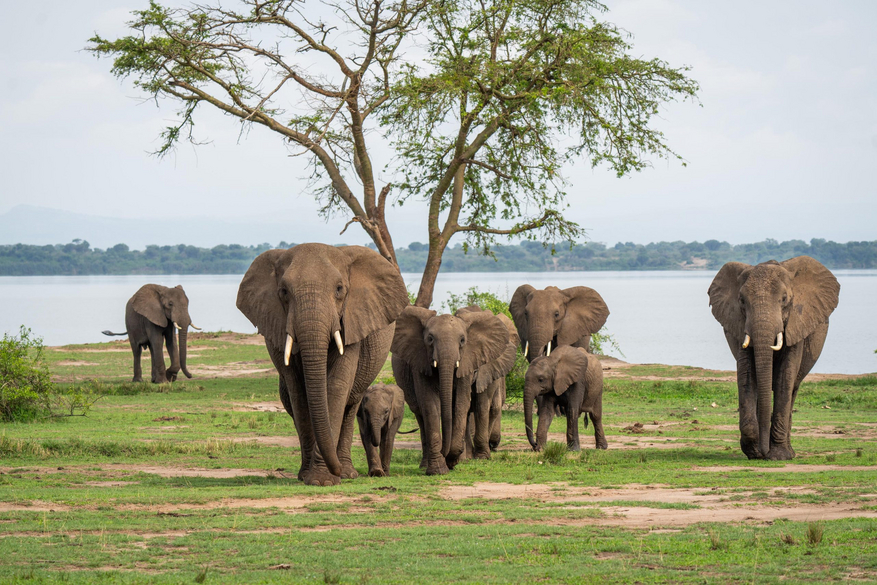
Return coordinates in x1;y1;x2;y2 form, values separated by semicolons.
0;327;55;421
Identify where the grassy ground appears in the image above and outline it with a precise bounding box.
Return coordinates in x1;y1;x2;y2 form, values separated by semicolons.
1;335;876;583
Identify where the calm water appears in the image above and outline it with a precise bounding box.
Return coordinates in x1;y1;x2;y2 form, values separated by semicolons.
1;271;875;374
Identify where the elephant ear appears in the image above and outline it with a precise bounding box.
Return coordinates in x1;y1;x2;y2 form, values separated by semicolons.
556;286;610;346
553;347;588;396
475;314;520;393
236;249;288;349
509;284;535;349
457;311;508;379
390;306;435;376
707;262;751;344
781;256;840;346
341;246;410;345
132;285;168;328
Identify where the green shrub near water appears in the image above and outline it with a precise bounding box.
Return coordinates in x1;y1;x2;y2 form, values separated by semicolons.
0;327;55;421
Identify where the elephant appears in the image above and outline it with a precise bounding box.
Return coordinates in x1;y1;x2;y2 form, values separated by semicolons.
454;306;519;460
357;383;406;477
102;284;200;383
708;256;839;461
236;243;409;486
509;284;609;361
524;345;607;452
391;306;508;475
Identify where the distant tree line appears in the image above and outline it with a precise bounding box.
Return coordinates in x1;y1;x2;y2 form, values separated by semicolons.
1;238;875;276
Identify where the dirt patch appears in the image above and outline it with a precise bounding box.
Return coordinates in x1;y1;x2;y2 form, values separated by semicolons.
693;464;877;473
102;464;289;479
189;364;274;378
237;402;286;413
189;332;265;345
0;501;70;512
84;481;140;487
55;360;100;367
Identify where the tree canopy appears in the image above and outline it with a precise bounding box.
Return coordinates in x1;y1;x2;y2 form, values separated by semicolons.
88;0;698;306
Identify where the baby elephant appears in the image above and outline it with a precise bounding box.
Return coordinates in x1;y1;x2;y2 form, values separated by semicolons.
524;346;607;452
357;384;406;477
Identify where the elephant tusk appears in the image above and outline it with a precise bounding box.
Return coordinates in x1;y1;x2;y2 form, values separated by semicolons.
173;322;181;331
742;334;750;349
524;341;529;357
334;330;344;356
190;324;202;331
770;332;783;351
456;361;459;368
434;360;438;368
546;341;551;357
284;334;293;366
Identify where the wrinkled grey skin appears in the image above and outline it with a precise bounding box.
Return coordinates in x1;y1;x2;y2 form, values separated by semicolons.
509;285;609;362
391;307;508;475
455;306;519;460
102;284;195;383
237;244;409;486
357;384;405;477
524;346;607;452
709;256;839;460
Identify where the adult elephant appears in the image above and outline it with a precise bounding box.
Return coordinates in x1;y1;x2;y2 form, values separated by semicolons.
102;284;200;383
455;306;519;459
391;307;507;474
708;256;839;460
509;285;609;361
237;244;408;486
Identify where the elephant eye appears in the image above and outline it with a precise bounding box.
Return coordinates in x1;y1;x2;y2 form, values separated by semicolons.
427;334;434;343
460;337;465;346
554;311;560;319
538;376;544;383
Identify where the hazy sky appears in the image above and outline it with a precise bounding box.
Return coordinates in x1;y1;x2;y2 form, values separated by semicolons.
1;0;875;249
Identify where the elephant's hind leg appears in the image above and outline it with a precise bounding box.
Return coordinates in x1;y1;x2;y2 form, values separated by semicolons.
131;342;143;383
589;410;608;450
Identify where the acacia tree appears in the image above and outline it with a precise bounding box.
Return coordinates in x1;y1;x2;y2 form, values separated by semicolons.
88;0;698;307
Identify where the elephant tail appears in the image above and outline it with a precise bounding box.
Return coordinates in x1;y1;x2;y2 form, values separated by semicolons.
102;330;127;336
397;428;419;434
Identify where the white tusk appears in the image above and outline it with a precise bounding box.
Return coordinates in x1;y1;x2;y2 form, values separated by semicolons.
770;331;783;351
546;341;552;357
284;334;293;366
456;361;459;368
524;341;529;357
334;331;344;356
189;324;202;331
434;360;438;368
742;334;750;349
173;322;181;331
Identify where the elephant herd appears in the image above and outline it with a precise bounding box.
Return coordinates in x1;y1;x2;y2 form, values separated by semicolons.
105;243;840;486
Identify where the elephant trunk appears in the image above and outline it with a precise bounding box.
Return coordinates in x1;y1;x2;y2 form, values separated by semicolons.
752;326;777;458
526;328;554;362
367;411;382;448
524;383;538;450
296;305;342;477
438;360;456;457
179;327;191;378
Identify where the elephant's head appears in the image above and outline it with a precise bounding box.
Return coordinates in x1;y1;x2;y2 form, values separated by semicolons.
392;306;508;460
509;285;609;361
237;244;408;476
708;256;839;456
359;384;397;447
455;306;520;393
132;284;198;379
523;346;589;450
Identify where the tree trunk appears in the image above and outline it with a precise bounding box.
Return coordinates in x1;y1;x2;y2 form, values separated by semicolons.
416;238;446;308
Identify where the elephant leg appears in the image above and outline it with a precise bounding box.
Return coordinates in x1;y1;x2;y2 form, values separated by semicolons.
411;409;428;470
419;388;449;475
146;327;167;384
461;410;475;461
588;409;608;450
488;381;504;451
358;415;384;477
566;404;581;451
337;401;360;479
381;416;402;475
130;341;143;383
163;326;179;382
536;395;554;452
735;350;760;459
472;389;492;459
282;367;315;483
767;344;804;461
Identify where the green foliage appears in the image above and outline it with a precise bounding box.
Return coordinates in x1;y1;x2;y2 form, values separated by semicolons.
0;327;54;421
541;442;569;465
444;287;512;318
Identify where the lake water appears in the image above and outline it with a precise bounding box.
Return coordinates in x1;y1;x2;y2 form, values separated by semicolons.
1;271;875;374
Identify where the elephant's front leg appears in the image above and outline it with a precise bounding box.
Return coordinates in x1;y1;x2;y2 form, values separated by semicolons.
163;326;180;382
381;416;402;475
336;401;360;479
565;402;582;452
767;344;804;461
735;350;760;459
417;384;449;475
535;395;555;452
488;381;504;451
471;388;493;459
357;414;384;477
146;327;167;384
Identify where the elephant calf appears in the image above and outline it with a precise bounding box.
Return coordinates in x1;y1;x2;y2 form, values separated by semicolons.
357;384;406;477
102;284;201;383
524;346;607;452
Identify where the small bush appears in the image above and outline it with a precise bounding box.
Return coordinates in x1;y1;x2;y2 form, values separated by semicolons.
0;327;55;421
807;522;824;546
541;442;568;465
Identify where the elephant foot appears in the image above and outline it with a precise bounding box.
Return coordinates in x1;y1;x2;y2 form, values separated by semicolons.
740;438;762;460
368;467;387;478
766;445;795;461
301;468;341;486
473;451;491;460
567;443;581;452
166;372;178;383
132;376;143;383
488;440;500;451
595;438;608;450
425;460;449;476
340;465;359;480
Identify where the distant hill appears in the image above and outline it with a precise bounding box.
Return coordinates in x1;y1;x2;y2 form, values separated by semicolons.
1;237;875;276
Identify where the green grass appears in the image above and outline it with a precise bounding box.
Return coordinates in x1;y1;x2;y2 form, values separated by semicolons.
1;334;876;582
